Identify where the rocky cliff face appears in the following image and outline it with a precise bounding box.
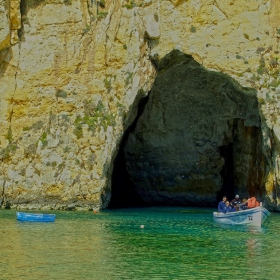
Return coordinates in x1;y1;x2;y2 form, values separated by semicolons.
1;0;280;210
124;50;265;206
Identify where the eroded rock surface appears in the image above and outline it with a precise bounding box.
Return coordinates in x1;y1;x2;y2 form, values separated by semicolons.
125;50;264;206
0;0;280;210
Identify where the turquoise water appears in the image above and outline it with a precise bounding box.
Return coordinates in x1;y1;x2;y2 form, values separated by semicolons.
0;207;279;280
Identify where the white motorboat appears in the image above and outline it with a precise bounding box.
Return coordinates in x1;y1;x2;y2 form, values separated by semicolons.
213;206;270;227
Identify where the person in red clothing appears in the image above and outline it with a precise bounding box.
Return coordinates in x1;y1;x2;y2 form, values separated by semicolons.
247;197;260;208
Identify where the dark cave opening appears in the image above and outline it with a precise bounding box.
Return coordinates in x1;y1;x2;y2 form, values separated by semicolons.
219;143;235;202
108;50;265;208
108;96;149;209
217;118;266;204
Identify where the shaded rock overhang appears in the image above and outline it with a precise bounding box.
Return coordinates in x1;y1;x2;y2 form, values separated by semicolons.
110;50;265;208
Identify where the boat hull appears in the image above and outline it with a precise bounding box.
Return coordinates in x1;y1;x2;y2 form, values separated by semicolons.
213;206;270;226
16;212;56;222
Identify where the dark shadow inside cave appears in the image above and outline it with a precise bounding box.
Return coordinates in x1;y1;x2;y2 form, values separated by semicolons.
217;118;266;203
108;96;149;208
219;142;235;201
109;50;266;208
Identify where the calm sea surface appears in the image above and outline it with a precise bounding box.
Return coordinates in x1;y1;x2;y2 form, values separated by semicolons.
1;207;280;280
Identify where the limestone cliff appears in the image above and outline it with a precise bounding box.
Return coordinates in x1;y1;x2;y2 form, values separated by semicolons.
125;50;264;206
1;0;280;210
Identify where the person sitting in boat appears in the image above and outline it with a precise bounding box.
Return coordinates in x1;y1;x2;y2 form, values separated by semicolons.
230;195;241;210
222;201;236;214
239;198;248;210
247;197;260;208
218;196;227;212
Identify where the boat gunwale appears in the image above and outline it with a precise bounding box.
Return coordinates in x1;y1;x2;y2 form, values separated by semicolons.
16;211;56;222
213;206;270;219
16;212;56;216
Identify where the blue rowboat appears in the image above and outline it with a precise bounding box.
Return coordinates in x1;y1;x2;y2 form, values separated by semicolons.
213;206;270;227
16;212;56;222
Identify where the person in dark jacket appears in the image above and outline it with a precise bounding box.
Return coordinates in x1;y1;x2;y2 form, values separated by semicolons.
218;196;227;212
230;195;241;210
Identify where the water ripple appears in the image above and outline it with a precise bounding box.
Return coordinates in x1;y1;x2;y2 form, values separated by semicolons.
0;207;280;279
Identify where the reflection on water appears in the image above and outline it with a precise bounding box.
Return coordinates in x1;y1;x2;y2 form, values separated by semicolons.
0;208;280;279
214;222;267;233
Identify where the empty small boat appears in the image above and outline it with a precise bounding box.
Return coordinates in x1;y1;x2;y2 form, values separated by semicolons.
16;212;56;222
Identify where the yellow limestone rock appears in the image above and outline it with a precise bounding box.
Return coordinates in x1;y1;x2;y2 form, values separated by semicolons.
0;0;11;51
0;0;280;210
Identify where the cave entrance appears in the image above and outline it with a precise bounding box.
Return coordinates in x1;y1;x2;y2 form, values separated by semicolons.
108;132;145;208
219;142;235;201
217;118;265;203
109;50;265;208
108;96;148;209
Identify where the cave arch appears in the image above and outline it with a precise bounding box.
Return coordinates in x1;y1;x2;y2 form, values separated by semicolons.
109;50;265;208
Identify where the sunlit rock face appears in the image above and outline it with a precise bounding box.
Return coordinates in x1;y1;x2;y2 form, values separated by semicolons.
124;50;264;206
1;0;280;210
